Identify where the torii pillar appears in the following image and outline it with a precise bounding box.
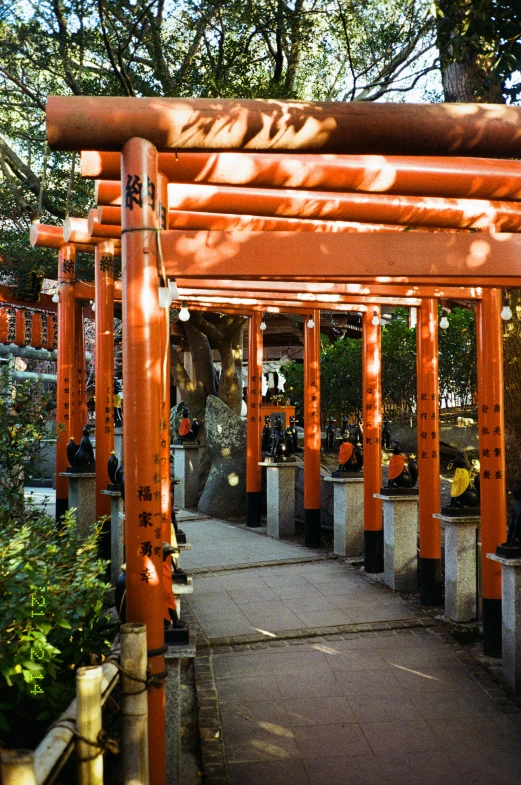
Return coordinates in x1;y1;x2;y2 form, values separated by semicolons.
55;244;76;521
477;287;507;657
121;137;166;785
94;241;115;520
246;311;263;527
304;310;321;547
73;301;87;438
417;299;442;604
363;307;383;572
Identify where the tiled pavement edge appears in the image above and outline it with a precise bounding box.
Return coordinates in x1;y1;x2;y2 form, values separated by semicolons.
180;519;521;785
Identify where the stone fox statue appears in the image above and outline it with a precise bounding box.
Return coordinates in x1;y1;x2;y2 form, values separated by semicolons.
178;407;200;443
387;442;418;488
333;435;363;475
450;453;479;508
506;481;521;548
261;415;273;454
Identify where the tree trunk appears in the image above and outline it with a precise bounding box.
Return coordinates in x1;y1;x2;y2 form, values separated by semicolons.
437;0;520;493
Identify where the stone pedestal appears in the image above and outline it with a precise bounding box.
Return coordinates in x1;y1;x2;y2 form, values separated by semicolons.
172;445;201;509
324;475;364;557
102;489;124;585
435;513;479;622
487;553;521;693
113;426;123;462
165;640;196;785
375;493;419;591
59;472;96;540
259;462;298;538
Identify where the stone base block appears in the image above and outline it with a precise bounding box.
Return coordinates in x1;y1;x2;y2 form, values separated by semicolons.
324;476;364;557
259;462;298;538
59;472;96;540
165;640;196;785
435;513;478;622
102;489;124;585
488;554;521;693
172;445;201;509
375;493;418;592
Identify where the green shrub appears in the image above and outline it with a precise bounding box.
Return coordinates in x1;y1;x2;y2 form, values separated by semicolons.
0;506;115;748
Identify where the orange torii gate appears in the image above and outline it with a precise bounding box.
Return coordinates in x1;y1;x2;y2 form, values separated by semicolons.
45;95;521;785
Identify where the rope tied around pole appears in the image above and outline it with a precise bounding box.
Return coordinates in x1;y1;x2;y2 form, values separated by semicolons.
49;721;120;760
104;655;166;693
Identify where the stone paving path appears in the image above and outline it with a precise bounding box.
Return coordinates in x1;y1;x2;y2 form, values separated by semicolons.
182;517;521;785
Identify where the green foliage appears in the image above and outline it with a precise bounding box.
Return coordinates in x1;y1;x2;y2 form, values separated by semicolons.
282;307;477;422
438;305;477;409
381;309;417;417
0;507;114;747
0;370;52;519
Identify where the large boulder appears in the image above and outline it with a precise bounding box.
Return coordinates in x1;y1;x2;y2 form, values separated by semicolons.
198;396;246;519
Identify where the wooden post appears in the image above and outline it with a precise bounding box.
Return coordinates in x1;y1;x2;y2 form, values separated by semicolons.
76;666;103;785
246;311;263;527
120;623;149;785
1;751;37;785
94;241;115;520
304;310;321;547
55;244;76;521
363;307;383;572
121;136;166;785
477;288;507;657
417;299;442;604
73;301;87;438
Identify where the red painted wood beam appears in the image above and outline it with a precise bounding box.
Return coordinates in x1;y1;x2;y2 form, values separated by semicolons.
160;230;521;281
47;96;521;157
82;151;521;202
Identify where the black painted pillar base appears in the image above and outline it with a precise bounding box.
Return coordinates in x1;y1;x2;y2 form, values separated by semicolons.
55;496;68;524
246;491;262;528
304;508;321;548
364;530;384;573
482;598;502;658
420;557;443;606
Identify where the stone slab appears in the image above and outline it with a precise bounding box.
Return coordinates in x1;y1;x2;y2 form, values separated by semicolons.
324;476;364;557
173;446;201;509
435;513;478;622
261;463;299;539
59;472;96;540
165;641;196;785
375;493;418;592
488;553;521;693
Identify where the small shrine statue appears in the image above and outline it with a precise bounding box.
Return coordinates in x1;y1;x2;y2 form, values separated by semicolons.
107;450;123;488
286;415;302;453
499;482;521;554
67;425;95;470
270;416;294;461
387;441;418;488
340;415;349;439
261;415;273;454
450;453;479;508
113;378;123;427
325;415;337;451
382;417;392;450
353;417;363;445
177;407;200;444
332;434;363;476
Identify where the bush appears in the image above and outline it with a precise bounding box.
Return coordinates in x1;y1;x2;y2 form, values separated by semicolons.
0;506;114;748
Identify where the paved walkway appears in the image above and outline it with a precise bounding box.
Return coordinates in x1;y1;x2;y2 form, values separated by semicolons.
181;517;521;785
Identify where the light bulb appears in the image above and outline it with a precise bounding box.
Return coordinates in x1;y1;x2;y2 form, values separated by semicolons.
179;302;190;322
168;279;180;299
307;317;315;329
158;286;172;309
501;301;512;321
52;291;59;303
260;319;267;331
439;313;449;330
371;310;380;326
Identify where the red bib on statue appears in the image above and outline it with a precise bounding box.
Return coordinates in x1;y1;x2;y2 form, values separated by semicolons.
179;417;191;436
339;442;354;464
388;454;405;480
